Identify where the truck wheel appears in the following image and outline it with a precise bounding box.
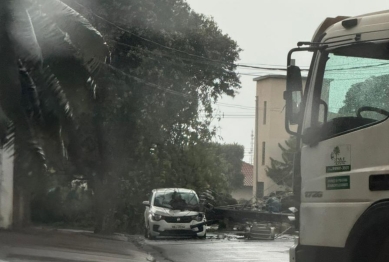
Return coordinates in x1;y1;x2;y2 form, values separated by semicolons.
347;203;389;262
375;237;389;262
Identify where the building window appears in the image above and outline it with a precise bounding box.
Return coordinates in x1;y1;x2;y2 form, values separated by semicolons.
262;142;266;165
257;182;264;198
263;101;267;125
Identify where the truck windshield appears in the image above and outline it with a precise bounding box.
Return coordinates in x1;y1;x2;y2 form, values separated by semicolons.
314;42;389;139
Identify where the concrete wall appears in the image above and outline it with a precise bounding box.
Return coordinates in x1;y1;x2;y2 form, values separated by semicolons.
231;186;252;201
0;144;14;228
254;76;306;196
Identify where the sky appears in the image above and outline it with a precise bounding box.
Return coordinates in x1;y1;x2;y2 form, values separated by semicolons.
185;0;388;162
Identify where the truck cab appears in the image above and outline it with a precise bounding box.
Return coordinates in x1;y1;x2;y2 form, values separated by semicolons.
286;11;389;262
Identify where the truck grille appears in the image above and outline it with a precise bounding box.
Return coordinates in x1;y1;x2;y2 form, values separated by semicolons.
165;216;192;223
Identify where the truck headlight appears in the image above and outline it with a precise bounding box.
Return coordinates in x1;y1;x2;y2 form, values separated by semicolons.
151;213;163;221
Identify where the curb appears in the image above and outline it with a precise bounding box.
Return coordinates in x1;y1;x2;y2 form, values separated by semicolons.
82;232;129;242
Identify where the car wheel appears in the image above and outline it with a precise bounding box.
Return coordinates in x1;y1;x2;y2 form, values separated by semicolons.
144;227;148;238
198;233;206;239
146;226;156;240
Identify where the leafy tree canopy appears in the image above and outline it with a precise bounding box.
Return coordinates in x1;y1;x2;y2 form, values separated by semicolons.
339;75;389;120
265;137;297;189
1;0;243;232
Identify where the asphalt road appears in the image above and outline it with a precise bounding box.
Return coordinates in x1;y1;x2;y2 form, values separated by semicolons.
0;229;150;262
141;234;294;262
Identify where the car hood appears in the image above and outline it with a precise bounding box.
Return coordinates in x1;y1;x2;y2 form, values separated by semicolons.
151;206;200;217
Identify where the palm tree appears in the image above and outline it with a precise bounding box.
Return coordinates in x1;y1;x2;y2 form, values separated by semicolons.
0;0;109;227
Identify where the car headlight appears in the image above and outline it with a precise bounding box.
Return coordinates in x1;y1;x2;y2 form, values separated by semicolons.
192;214;204;222
151;213;163;221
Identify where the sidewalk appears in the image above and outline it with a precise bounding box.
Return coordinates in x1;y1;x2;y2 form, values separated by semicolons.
0;228;154;262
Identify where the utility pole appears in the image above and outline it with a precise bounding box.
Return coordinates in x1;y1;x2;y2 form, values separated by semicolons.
253;96;259;203
249;130;254;165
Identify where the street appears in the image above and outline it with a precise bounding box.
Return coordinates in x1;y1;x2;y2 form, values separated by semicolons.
0;229;294;262
139;234;294;262
0;229;150;262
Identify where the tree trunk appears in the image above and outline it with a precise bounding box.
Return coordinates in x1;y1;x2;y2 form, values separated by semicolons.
93;177;117;234
0;0;33;230
13;185;31;229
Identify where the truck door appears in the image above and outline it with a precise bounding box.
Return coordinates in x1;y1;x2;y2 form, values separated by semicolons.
299;42;389;248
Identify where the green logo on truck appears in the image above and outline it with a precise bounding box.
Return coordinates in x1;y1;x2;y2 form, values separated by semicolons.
326;145;351;173
326;176;350;190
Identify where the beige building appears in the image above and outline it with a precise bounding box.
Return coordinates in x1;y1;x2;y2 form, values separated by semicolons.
253;75;306;198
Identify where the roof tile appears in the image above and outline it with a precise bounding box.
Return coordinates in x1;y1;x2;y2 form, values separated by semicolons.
241;162;253;186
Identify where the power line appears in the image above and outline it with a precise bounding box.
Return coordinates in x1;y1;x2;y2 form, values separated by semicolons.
103;63;278;115
216;105;255;111
109;39;302;72
74;2;239;67
71;5;286;116
108;39;287;79
103;63;192;99
216;103;255;109
74;1;309;72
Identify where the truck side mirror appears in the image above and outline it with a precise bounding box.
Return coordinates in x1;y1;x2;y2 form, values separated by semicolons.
142;200;150;207
284;65;303;126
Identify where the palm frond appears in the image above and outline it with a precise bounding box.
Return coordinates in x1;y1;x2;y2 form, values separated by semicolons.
2;101;46;179
0;106;10;143
34;65;73;121
19;60;42;121
32;0;109;73
10;1;42;68
0;4;46;175
29;3;102;96
33;65;88;174
27;5;78;63
3;122;15;152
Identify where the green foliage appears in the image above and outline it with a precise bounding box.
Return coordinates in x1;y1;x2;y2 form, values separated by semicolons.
0;0;108;227
111;142;242;233
31;181;94;228
265;137;297;189
339;75;389;120
2;0;242;232
217;144;244;189
70;0;242;232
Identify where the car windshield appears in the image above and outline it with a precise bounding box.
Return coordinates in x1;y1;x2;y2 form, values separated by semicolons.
154;191;199;211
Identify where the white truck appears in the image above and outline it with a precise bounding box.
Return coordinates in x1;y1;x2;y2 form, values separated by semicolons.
285;11;389;262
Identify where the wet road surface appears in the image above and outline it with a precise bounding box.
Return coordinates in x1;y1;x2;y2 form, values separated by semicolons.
141;234;294;262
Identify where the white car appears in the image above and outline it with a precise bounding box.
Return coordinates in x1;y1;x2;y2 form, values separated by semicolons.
143;188;207;239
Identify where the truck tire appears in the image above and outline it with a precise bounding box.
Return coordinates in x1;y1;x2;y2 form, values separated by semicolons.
347;202;389;262
375;237;389;262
